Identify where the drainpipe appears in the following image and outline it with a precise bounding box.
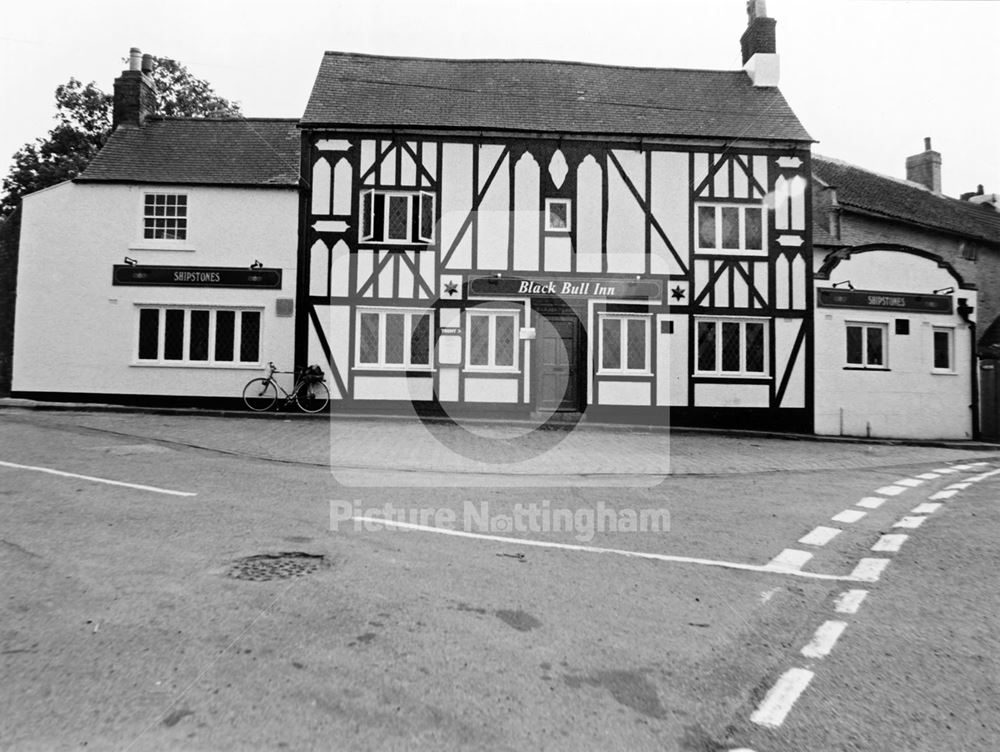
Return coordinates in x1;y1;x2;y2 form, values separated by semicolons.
957;297;979;439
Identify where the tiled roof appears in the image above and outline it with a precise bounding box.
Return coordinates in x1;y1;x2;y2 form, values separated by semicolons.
78;118;300;187
301;52;812;142
813;155;1000;244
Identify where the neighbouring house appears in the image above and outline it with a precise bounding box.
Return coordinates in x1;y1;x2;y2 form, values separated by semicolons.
811;143;1000;439
11;50;300;405
295;1;816;430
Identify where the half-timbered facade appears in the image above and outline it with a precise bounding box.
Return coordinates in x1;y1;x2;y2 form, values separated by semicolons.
297;15;814;430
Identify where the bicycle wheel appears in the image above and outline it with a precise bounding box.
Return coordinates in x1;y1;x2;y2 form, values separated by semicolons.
242;378;278;411
297;380;330;413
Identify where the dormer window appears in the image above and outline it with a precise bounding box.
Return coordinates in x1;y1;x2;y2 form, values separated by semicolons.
360;190;435;244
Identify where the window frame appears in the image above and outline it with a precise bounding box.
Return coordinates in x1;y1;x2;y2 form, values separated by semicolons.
694;316;770;377
464;308;521;373
544;198;572;233
844;321;889;370
354;307;435;370
140;191;189;244
597;313;652;376
932;325;955;373
133;305;263;368
360;189;436;245
695;202;767;255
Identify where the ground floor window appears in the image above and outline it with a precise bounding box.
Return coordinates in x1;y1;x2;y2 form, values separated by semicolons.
932;326;954;371
696;317;768;376
465;309;519;371
356;308;432;368
136;307;261;365
845;322;887;368
599;313;651;374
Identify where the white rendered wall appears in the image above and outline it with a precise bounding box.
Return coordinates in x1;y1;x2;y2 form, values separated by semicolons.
813;250;975;439
13;182;298;398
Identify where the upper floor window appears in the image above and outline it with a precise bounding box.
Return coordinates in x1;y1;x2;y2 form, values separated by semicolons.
361;190;435;244
696;203;764;254
143;193;188;241
696;317;768;376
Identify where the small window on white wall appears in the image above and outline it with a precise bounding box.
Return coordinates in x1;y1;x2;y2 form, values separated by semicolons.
136;307;260;366
696;203;765;254
143;193;188;240
932;327;954;372
465;310;519;371
360;190;435;244
356;308;433;368
545;199;572;232
599;314;651;374
695;318;768;376
846;322;888;369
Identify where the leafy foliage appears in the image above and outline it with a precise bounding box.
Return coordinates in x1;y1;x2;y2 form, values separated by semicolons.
0;57;241;218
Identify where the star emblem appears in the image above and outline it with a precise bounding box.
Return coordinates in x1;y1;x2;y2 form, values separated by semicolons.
670;285;686;301
443;280;459;297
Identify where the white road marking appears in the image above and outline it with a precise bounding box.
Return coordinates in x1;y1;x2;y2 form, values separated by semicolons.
766;549;813;572
749;668;815;728
911;502;942;515
944;483;970;491
857;497;886;509
0;459;196;497
760;588;779;604
872;534;908;552
875;485;906;496
834;589;869;614
916;473;940;480
349;518;860;580
894;516;927;529
932;468;958;474
930;489;958;500
968;469;1000;482
969;462;991;467
851;558;891;582
801;620;848;659
893;478;924;488
799;526;841;546
832;509;867;524
951;464;976;470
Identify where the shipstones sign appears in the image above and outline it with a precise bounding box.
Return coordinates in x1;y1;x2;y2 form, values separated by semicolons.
113;265;282;289
817;288;953;314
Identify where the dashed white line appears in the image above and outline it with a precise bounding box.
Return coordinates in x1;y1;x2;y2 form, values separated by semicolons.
875;485;907;496
749;668;815;728
872;534;908;552
911;502;942;515
967;468;1000;482
951;464;976;470
930;489;959;500
856;497;885;509
893;478;924;488
801;620;848;659
0;459;197;497
834;589;869;614
945;483;970;491
932;467;958;474
916;473;941;480
766;548;814;572
832;509;867;524
894;516;927;529
851;558;891;582
799;526;842;546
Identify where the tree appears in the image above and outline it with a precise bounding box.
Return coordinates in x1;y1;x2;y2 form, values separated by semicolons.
0;57;240;219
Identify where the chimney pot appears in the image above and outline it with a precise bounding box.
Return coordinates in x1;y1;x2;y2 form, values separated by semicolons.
113;47;157;130
924;137;932;151
129;47;142;71
141;53;154;74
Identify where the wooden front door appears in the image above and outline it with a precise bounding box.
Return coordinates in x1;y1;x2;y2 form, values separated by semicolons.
536;314;582;412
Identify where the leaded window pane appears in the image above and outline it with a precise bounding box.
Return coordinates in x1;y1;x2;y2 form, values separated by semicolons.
846;326;863;364
721;322;741;371
359;313;380;363
410;314;430;365
362;191;373;239
420;194;435;241
697;321;716;371
137;309;159;360
601;317;621;370
384;313;405;364
866;327;884;366
495;316;515;367
721;207;740;249
933;330;950;369
189;310;210;361
745;208;763;250
387;195;409;240
240;311;261;363
745;322;765;372
470;315;490;366
626;319;646;370
698;206;716;248
215;310;235;362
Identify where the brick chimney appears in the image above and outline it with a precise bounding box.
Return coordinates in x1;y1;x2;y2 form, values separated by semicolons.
741;0;779;87
112;47;157;129
905;137;942;194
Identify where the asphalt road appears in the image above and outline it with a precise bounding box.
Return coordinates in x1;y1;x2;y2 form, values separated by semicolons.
1;410;998;751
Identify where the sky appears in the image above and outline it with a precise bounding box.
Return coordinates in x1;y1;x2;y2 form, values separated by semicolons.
1;0;998;199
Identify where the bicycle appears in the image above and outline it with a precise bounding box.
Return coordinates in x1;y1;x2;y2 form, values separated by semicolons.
242;362;331;413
